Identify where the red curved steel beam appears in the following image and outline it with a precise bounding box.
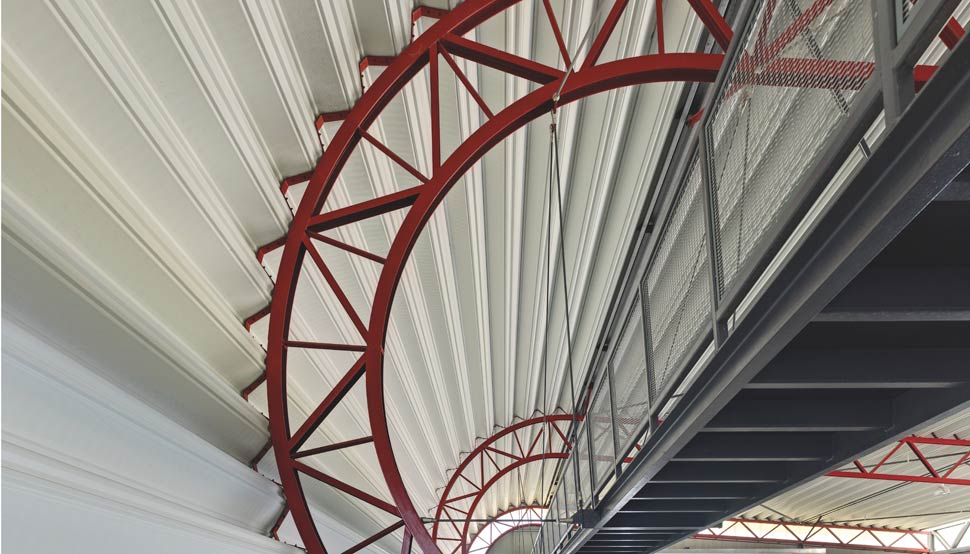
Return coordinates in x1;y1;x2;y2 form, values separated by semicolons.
432;415;577;551
265;1;734;553
455;454;567;554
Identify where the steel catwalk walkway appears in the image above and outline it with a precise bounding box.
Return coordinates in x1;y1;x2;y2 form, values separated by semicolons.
574;176;970;552
557;8;970;554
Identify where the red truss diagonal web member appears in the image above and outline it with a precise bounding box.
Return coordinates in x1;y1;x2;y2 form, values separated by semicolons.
827;435;970;486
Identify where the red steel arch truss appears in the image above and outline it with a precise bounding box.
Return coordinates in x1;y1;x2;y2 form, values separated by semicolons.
249;0;965;552
264;1;731;552
432;415;577;553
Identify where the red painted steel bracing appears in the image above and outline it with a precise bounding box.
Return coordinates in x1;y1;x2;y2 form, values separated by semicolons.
696;518;934;553
432;415;577;552
471;511;940;554
262;0;952;552
827;436;970;486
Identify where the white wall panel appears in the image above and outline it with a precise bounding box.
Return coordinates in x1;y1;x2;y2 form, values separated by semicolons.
0;319;397;553
1;321;286;546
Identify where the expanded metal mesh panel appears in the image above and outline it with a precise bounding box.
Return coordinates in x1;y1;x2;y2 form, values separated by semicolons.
610;299;650;459
556;484;572;521
705;0;875;299
556;484;570;546
548;496;561;547
645;159;712;405
543;525;554;554
562;457;577;520
575;424;592;508
589;372;615;491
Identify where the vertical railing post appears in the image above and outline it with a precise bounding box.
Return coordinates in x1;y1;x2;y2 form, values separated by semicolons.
567;455;580;522
638;283;659;434
872;0;908;124
582;423;594;509
606;357;622;483
699;135;728;346
873;0;959;124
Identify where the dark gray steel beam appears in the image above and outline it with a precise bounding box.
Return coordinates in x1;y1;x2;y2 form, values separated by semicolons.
581;543;660;554
620;499;739;513
580;543;660;554
868;201;970;267
581;543;675;550
583;543;669;549
580;544;655;554
706;394;893;432
821;267;970;320
750;348;970;389
592;531;680;537
935;172;970;200
605;512;718;530
581;543;668;549
583;540;667;543
633;483;759;500
815;310;970;322
677;432;834;461
586;530;673;545
792;320;970;349
653;461;788;483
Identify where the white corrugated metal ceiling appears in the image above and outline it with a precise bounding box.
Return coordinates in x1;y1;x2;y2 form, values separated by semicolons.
1;0;706;548
3;0;968;551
